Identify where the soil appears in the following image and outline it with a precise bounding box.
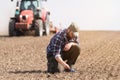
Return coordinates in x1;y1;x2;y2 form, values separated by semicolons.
0;31;120;80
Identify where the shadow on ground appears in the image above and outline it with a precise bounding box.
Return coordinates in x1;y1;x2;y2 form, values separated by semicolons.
8;70;47;74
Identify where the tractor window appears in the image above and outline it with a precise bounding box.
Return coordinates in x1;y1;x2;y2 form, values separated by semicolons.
20;1;38;11
39;1;42;9
27;1;37;11
20;1;26;11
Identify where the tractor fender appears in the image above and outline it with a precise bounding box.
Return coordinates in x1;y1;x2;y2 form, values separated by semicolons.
41;9;47;22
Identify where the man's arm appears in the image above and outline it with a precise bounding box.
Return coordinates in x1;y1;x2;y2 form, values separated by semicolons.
55;55;70;69
64;42;78;51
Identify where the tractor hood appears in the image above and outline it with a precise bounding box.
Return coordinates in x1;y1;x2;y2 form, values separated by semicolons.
19;10;34;24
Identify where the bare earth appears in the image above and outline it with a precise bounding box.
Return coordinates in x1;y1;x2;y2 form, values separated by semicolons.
0;31;120;80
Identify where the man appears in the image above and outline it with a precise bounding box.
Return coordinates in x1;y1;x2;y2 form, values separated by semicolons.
46;22;80;73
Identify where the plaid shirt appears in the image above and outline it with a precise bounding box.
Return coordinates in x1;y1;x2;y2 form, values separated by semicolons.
47;29;79;56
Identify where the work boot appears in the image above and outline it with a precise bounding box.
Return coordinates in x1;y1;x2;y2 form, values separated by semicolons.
65;68;76;72
64;65;76;72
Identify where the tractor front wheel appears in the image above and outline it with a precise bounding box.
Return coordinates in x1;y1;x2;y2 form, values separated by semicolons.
35;19;43;36
9;19;16;36
44;14;50;35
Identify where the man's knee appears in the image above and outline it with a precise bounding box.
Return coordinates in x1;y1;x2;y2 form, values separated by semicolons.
72;45;80;52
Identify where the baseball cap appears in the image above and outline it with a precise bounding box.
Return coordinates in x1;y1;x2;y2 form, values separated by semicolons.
68;22;79;32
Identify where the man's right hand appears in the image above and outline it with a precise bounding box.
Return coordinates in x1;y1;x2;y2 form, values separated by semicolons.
63;62;70;69
55;56;70;69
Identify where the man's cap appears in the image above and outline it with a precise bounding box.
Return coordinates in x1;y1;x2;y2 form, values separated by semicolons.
68;22;79;32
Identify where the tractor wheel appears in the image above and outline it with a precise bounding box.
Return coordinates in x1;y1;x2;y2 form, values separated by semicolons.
35;19;43;36
9;19;16;36
44;14;50;35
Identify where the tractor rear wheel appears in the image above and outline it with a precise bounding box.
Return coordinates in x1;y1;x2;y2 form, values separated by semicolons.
9;19;16;36
35;19;43;36
44;14;50;35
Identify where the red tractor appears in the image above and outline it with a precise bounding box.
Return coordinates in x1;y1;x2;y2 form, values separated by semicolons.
9;0;50;36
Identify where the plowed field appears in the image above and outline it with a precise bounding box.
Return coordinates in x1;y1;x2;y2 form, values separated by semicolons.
0;31;120;80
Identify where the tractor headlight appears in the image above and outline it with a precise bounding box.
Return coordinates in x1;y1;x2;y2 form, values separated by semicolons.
20;15;22;18
20;15;28;20
26;15;28;18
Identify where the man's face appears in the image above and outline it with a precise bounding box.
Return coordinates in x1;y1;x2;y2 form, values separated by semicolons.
67;30;75;39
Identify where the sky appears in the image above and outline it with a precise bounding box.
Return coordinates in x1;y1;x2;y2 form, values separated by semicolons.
45;0;120;30
0;0;120;35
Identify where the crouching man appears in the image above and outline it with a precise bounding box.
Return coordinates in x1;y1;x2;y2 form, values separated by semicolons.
46;22;80;73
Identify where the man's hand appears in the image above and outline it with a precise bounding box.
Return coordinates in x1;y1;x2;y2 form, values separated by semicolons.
55;56;70;69
64;42;78;51
63;62;70;69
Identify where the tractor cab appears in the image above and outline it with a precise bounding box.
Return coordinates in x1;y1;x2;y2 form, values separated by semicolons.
15;0;42;18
